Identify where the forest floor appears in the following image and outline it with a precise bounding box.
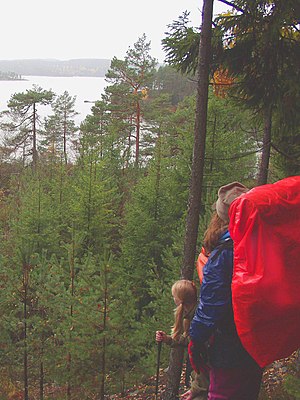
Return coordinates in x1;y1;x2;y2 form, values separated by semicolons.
4;353;298;399
108;352;299;400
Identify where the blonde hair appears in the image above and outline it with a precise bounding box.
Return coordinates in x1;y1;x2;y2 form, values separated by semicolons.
203;212;228;253
171;280;197;340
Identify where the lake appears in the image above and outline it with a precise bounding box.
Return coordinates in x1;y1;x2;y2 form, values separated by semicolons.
0;76;108;124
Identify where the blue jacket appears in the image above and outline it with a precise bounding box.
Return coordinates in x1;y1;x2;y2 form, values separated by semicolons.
190;231;257;368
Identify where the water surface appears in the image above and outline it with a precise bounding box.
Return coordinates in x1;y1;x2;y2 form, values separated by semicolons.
0;76;107;124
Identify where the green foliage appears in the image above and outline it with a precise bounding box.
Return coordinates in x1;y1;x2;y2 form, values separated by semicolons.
216;0;300;110
284;374;300;399
106;34;157;88
105;34;157;167
41;90;78;163
7;84;54;109
162;1;300;182
66;160;120;254
271;106;300;178
162;11;200;75
0;29;296;397
0;85;263;396
1;85;55;167
151;65;196;105
204;92;258;186
5;170;62;256
215;1;300;182
79;99;112;160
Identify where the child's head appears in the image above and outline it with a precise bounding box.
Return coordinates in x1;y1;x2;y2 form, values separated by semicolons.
171;279;197;308
171;280;197;340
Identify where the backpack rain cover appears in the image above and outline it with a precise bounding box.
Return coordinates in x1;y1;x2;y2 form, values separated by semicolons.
229;176;300;367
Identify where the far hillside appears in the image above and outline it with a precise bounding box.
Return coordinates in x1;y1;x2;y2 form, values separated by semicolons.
0;58;111;77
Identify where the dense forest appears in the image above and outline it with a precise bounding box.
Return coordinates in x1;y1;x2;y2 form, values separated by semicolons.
0;1;299;399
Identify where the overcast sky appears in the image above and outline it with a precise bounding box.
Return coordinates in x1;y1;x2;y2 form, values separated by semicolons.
2;0;229;63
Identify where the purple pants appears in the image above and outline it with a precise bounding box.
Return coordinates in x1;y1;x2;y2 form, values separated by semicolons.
208;364;263;400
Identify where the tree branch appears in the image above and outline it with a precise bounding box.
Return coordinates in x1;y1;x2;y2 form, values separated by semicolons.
217;0;245;14
271;143;300;160
205;147;262;161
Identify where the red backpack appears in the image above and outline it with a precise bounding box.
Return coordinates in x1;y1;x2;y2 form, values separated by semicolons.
229;176;300;367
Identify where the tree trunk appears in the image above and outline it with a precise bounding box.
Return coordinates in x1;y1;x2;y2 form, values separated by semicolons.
257;105;272;185
23;263;29;400
40;359;44;400
162;1;214;398
100;262;109;400
163;346;185;400
32;102;38;170
154;131;162;274
67;227;76;400
210;114;217;173
135;98;141;167
86;160;93;248
64;110;68;165
181;0;213;280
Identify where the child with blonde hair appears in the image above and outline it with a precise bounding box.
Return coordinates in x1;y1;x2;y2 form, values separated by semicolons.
156;280;197;346
156;280;208;400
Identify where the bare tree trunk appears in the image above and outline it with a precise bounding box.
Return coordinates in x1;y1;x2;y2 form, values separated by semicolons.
162;1;214;398
210;114;217;173
22;142;26;168
32;102;38;170
37;184;44;400
86;160;93;248
40;358;44;400
100;262;109;400
181;0;213;280
257;105;272;185
23;263;29;400
63;110;68;165
67;226;76;400
135;98;141;167
120;369;125;396
59;158;64;205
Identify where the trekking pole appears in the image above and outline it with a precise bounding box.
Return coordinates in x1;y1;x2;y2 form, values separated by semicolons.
155;341;162;399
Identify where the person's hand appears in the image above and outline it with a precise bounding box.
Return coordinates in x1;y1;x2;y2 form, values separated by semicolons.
156;330;168;343
181;389;193;400
188;340;210;377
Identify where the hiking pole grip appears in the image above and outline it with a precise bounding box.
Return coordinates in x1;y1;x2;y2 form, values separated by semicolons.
155;341;162;399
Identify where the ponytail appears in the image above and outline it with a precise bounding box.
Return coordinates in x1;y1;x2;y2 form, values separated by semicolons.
170;280;197;341
171;303;184;340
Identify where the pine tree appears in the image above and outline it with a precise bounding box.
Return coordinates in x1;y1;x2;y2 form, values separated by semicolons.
106;34;157;167
50;91;78;164
1;85;54;169
216;0;300;183
79;99;112;161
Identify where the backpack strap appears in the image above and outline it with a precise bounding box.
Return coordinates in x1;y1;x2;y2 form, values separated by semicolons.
210;238;233;263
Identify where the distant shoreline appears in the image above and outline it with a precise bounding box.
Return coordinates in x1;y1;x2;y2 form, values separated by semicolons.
0;58;111;78
0;78;27;81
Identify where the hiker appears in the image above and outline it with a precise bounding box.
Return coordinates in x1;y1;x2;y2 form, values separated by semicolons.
156;280;209;400
189;182;263;400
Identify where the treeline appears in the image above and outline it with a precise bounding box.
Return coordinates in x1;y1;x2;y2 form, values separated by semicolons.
0;71;23;81
0;58;111;77
0;27;298;400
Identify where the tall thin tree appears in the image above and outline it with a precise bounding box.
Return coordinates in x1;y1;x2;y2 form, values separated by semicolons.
2;85;54;170
162;0;214;398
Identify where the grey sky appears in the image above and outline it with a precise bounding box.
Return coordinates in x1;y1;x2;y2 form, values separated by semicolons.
2;0;228;62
